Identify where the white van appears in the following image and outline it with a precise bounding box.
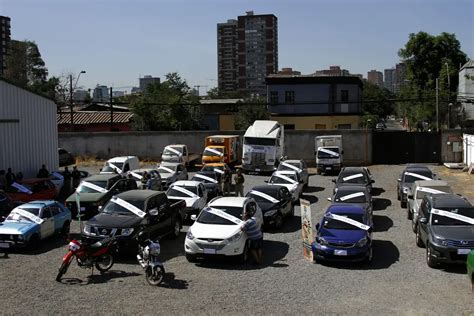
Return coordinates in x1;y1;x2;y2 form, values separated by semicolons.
100;156;140;175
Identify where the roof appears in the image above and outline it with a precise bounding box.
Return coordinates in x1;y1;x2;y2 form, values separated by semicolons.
414;180;449;187
341;167;367;174
265;75;363;87
203;163;228;167
0;77;56;102
117;190;161;201
274;170;297;175
57;111;133;125
207;135;240;138
460;59;474;71
282;159;303;164
209;196;247;207
432;194;472;208
85;174;120;182
200;99;243;105
108;156;137;163
244;120;281;138
404;164;431;170
326;204;365;215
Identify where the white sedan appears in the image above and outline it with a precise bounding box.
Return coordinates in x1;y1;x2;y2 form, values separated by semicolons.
267;170;303;203
185;197;263;263
166;180;207;219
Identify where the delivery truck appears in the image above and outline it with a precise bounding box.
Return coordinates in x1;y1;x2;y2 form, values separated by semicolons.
202;135;241;165
315;135;343;175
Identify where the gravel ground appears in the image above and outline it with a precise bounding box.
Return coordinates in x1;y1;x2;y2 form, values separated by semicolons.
1;164;473;315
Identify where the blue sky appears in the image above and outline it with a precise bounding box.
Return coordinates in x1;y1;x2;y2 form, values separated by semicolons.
1;0;473;93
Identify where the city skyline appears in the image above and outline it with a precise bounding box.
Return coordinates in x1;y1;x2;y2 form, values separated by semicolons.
1;0;473;93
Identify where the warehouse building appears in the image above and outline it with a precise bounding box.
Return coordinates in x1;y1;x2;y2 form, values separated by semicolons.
0;78;59;177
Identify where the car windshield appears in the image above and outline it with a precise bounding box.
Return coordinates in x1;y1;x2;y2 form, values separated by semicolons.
323;213;365;230
164;147;182;156
334;191;367;203
167;186;197;197
403;170;432;183
278;162;301;171
197;206;243;225
202;165;224;172
102;162;123;173
6;208;40;221
431;208;474;226
204;148;224;157
244;137;275;146
192;174;217;184
415;186;451;200
76;181;108;193
247;190;278;203
158;165;176;174
338;171;367;184
269;174;296;185
317;148;340;159
102;199;144;216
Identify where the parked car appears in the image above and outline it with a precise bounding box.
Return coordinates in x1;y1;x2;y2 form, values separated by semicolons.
407;180;452;229
312;204;373;263
100;156;140;175
5;179;58;204
0;201;71;249
329;185;373;216
166;180;208;219
277;159;309;188
332;167;374;194
157;162;188;189
415;193;474;268
184;196;263;263
375;122;386;130
266;170;303;203
191;171;222;200
0;191;15;222
82;190;186;250
468;250;474;291
49;171;65;192
128;168;162;191
66;174;137;217
397;165;435;208
246;185;293;229
58;148;75;167
201;163;233;185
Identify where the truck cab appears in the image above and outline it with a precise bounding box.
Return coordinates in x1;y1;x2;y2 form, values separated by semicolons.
202;135;241;165
161;144;200;166
315;135;343;175
100;156;139;175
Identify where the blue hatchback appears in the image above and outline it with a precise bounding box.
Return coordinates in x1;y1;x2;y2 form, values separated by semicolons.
312;204;373;263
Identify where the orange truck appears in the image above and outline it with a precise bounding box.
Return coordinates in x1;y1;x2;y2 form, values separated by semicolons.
202;135;241;165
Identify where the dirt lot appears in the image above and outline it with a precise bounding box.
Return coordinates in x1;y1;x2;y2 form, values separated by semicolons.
0;164;473;314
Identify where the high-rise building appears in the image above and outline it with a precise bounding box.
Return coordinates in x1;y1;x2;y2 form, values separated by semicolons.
394;62;407;93
93;85;109;102
139;75;160;93
367;70;383;87
218;11;278;96
277;68;301;76
0;16;11;77
384;68;395;92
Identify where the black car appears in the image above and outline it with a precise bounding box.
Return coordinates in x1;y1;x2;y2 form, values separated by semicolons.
0;191;15;222
82;190;186;250
332;167;374;194
246;185;293;229
191;171;222;201
330;185;372;216
415;193;474;267
397;165;434;208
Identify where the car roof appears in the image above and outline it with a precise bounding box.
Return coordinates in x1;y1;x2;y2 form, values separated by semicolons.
171;180;201;187
403;165;431;171
209;197;247;207
85;174;120;182
273;170;297;175
108;156;137;162
326;204;365;214
131;168;157;173
160;162;182;167
431;194;472;208
414;180;449;187
116;190;162;201
25;200;57;207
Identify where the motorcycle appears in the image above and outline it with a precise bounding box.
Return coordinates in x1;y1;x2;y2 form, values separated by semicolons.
56;236;118;282
137;239;165;286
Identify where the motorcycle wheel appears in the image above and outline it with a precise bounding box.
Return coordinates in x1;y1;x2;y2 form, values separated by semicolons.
145;266;165;286
95;254;114;272
56;260;72;282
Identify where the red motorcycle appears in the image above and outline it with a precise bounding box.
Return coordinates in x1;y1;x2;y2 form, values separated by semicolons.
56;236;118;282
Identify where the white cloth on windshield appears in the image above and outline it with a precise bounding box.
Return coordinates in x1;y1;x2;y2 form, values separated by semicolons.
281;162;302;172
213;168;224;174
11;182;33;194
273;174;297;184
431;208;474;225
206;207;242;225
80;181;108;193
107;162;122;173
417;187;447;195
11;209;43;224
158;166;174;173
170;185;198;198
326;213;370;231
111;197;146;218
52;172;64;180
165;146;182;156
130;171;143;180
342;173;364;182
205;148;224;156
338;191;365;201
405;172;431;181
249;190;279;204
319;148;340;157
194;174;218;183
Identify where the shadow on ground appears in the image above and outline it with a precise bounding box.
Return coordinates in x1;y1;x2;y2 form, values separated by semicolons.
59;270;141;285
266;214;301;234
373;198;392;211
373;215;393;232
371;187;386;196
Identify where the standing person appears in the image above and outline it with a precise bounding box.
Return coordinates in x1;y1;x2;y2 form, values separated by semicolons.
0;170;6;190
222;170;231;196
240;211;263;265
37;164;50;178
233;169;245;197
15;171;23;182
5;168;15;187
71;166;81;190
141;172;149;190
63;167;72;195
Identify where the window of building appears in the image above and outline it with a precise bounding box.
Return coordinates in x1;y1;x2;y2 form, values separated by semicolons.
284;124;295;130
337;124;352;130
285;91;295;104
270;91;278;105
315;124;326;130
341;90;349;102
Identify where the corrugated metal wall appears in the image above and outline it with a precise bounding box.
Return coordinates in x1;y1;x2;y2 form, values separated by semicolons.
0;80;59;177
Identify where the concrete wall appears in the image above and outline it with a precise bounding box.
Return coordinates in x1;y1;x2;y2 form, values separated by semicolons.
59;129;372;166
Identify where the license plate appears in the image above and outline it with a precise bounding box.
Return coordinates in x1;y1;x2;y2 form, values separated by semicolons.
0;242;10;248
457;249;471;255
203;248;216;254
80;207;86;211
334;249;347;256
255;169;261;172
326;167;332;170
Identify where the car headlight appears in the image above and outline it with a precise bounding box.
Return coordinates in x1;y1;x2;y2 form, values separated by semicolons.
432;235;448;246
264;209;278;217
186;230;195;240
316;236;328;246
226;231;243;243
121;228;134;236
83;225;95;236
334;188;339;193
356;237;368;247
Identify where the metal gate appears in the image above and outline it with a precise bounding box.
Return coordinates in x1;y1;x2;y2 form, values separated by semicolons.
372;131;441;164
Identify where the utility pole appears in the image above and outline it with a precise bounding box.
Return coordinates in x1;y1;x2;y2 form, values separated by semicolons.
435;78;439;132
70;74;74;131
110;87;114;131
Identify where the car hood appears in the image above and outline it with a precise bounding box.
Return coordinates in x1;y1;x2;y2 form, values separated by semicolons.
431;226;474;241
67;193;107;203
167;196;199;208
0;220;37;234
87;213;143;228
269;183;297;193
257;201;279;213
320;227;367;244
190;222;240;240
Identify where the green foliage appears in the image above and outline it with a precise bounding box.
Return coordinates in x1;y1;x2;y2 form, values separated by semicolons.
362;81;395;118
131;72;203;131
206;87;245;99
234;96;270;130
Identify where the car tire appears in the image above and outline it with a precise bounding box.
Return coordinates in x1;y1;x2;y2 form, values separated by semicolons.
185;253;198;263
411;219;417;233
237;242;248;263
397;192;400;201
61;221;70;236
274;213;283;229
400;200;407;208
426;246;438;268
407;208;412;220
28;234;40;249
416;226;424;248
364;247;373;264
170;217;181;239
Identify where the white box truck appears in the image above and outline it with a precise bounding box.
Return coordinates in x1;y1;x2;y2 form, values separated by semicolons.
315;135;343;175
242;120;284;173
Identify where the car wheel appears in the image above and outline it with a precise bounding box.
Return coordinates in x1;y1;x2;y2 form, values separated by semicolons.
185;253;198;263
364;247;373;264
28;234;40;249
274;213;283;229
426;246;438;268
397;192;400;201
171;217;181;239
237;242;248;263
411;219;417;233
407;208;412;220
400;200;407;208
416;226;424;248
61;221;70;236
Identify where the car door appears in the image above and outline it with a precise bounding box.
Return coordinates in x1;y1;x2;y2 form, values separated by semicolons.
40;207;55;239
50;205;66;232
279;188;291;216
145;197;162;238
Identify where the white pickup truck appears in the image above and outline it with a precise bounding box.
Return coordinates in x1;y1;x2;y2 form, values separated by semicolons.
161;144;201;166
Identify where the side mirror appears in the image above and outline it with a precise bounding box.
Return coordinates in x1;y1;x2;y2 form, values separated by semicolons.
98;206;103;211
327;197;331;202
419;217;428;224
190;214;197;221
315;223;320;230
264;180;269;183
370;179;375;184
149;208;159;216
397;178;401;182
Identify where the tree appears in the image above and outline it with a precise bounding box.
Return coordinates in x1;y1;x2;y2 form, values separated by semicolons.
206;87;245;99
362;81;395;119
234;96;270;130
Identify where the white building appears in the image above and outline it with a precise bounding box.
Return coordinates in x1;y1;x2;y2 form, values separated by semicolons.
458;60;474;124
0;79;59;177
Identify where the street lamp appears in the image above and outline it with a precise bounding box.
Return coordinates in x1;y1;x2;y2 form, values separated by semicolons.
70;70;86;131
